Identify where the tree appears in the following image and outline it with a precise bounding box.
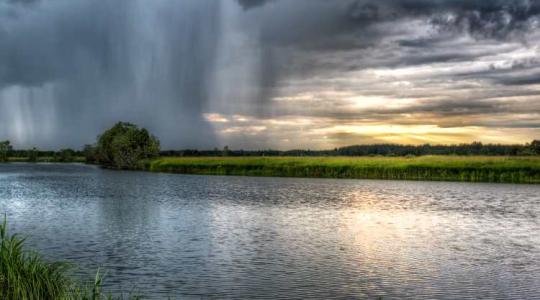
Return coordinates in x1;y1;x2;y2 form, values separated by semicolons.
57;149;75;162
223;145;230;157
96;122;160;169
0;140;12;162
531;140;540;155
27;148;38;163
83;144;98;163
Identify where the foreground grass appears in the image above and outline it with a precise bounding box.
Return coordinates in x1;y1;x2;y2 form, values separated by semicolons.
0;218;139;300
146;156;540;184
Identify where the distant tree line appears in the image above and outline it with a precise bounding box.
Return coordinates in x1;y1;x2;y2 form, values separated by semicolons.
0;122;162;167
0;140;84;163
1;122;160;169
2;137;540;166
161;140;540;157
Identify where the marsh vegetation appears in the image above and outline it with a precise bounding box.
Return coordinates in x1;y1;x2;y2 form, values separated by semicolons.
0;218;139;300
146;156;540;184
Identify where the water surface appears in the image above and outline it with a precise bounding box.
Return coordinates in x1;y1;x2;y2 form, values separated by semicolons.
1;163;539;299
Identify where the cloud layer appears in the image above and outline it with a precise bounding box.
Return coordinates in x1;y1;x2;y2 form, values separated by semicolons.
1;0;539;149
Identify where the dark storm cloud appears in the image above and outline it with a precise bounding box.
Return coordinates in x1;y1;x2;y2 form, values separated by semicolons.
0;1;130;88
4;0;39;5
237;0;540;77
242;0;540;44
229;0;540;115
237;0;272;10
1;0;540;149
357;0;540;37
0;0;221;149
494;74;540;86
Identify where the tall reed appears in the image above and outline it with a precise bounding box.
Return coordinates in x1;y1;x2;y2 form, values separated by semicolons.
0;217;140;300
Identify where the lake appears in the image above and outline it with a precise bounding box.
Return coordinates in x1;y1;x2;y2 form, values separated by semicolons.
1;163;539;299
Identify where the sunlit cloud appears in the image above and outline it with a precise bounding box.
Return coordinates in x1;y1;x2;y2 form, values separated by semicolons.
203;111;540;149
204;113;230;123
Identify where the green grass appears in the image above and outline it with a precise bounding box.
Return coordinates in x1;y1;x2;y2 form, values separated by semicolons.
145;156;540;184
0;217;140;300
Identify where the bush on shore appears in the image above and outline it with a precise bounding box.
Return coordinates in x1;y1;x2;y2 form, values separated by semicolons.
0;141;12;163
95;122;160;169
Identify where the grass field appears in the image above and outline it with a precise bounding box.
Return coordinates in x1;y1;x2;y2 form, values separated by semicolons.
145;156;540;184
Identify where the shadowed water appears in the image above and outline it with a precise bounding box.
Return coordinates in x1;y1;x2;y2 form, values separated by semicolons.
1;163;539;299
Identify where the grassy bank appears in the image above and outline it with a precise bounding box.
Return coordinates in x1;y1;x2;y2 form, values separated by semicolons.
0;218;139;299
145;156;540;184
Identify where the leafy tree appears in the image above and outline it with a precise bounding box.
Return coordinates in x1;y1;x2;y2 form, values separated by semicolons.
0;140;12;162
223;145;230;157
27;148;38;163
532;140;540;155
96;122;160;169
83;144;98;163
57;149;75;162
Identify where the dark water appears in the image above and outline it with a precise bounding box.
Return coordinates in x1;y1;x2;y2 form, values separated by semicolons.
1;163;540;299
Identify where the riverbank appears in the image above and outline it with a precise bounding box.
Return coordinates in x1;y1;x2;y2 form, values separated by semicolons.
145;156;540;184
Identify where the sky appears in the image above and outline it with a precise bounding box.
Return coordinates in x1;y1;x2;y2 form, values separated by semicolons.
0;0;540;150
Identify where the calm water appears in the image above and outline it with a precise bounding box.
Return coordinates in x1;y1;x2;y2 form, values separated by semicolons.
1;163;540;299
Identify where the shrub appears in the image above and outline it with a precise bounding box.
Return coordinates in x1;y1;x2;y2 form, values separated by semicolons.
57;149;76;163
0;141;11;163
96;122;160;169
532;140;540;155
82;145;98;164
27;148;38;163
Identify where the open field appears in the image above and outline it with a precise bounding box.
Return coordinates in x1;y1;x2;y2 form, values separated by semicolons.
145;156;540;184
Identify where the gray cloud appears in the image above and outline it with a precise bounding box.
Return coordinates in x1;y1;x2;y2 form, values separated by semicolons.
1;0;540;149
4;0;39;5
0;0;221;149
228;0;540;116
240;0;540;41
237;0;272;10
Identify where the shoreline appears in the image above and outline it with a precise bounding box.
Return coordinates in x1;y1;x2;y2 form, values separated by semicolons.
3;156;540;184
143;156;540;184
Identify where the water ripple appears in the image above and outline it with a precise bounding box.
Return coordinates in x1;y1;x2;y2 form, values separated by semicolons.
1;163;539;299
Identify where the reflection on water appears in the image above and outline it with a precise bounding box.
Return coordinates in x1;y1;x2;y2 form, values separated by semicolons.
0;163;540;299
